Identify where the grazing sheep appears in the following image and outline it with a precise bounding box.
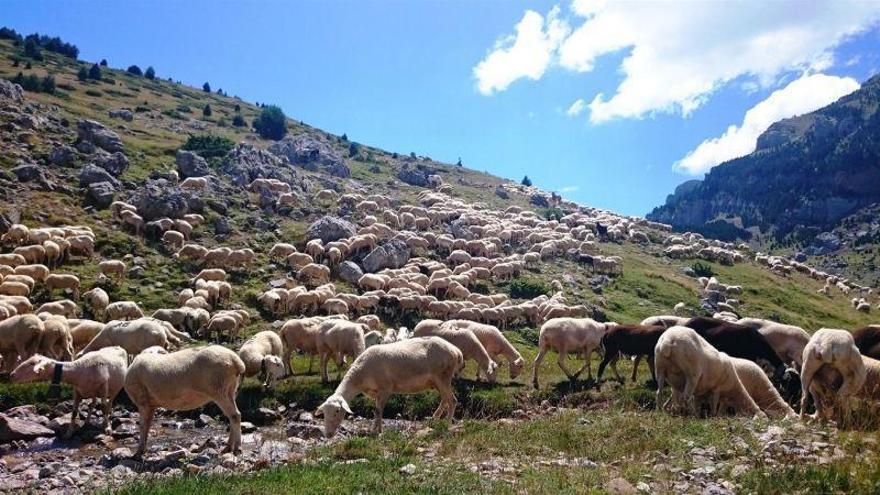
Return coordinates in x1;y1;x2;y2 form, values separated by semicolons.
278;317;323;375
37;315;75;361
82;287;110;320
180;176;208;189
269;243;297;260
728;357;796;418
809;355;880;422
162;230;185;250
78;318;176;356
193;268;227;283
11;346;127;437
237;331;285;388
13;264;50;282
0;314;44;372
413;320;498;382
640;315;689;328
124;346;245;457
852;325;880;359
597;324;666;383
317;336;464;437
531;317;608;388
0;281;30;297
4;274;35;291
684;317;784;369
69;319;105;351
98;260;126;280
104;301;145;322
151;307;209;336
737;318;810;368
315;320;367;382
37;299;79;319
441;320;523;382
799;328;866;421
45;274;81;299
654;326;762;417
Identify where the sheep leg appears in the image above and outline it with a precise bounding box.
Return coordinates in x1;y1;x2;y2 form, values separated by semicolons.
597;352;614;382
655;369;666;411
682;376;698;415
135;406;156;459
531;346;548;388
283;348;293;376
572;349;593;381
610;354;623;382
556;351;576;381
320;352;330;383
216;393;242;454
101;383;112;433
308;354;314;374
647;354;657;384
710;391;722;416
65;390;81;440
372;393;388;435
799;359;820;419
335;352;345;380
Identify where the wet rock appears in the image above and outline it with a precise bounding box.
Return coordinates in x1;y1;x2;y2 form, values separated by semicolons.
243;408;280;425
338;261;364;284
92;150;130;176
80;164;120;188
0;413;55;443
363;239;410;273
87;181;117;208
176;149;210;178
306;216;357;243
268;134;349;177
77;119;124;153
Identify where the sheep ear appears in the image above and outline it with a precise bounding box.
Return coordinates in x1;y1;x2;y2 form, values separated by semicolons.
314;405;324;417
340;399;353;415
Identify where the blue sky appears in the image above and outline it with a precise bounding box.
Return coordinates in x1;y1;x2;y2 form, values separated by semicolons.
5;1;880;215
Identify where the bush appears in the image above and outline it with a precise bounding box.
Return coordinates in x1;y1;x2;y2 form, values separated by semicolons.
253;104;287;140
23;38;42;60
181;134;235;159
202;104;212;117
544;207;563;222
85;89;102;97
77;66;88;81
88;63;101;80
521;175;532;187
202;82;211;92
508;277;550;299
11;72;41;92
144;66;155;80
232;114;246;127
99;58;108;66
126;65;142;76
234;103;241;112
349;141;360;158
692;261;715;278
40;74;55;94
176;104;192;113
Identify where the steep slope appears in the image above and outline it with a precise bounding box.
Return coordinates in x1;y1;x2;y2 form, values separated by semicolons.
648;75;880;243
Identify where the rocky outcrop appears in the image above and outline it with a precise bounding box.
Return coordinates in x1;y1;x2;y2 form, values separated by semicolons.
306;216;356;243
176;149;210;178
268;134;349;177
0;79;24;104
86;181;117;208
92;151;130;176
12;161;46;183
397;163;436;187
338;261;364;284
128;180;198;220
220;143;295;187
79;164;120;188
108;108;133;122
362;239;410;273
48;144;77;167
76;119;124;153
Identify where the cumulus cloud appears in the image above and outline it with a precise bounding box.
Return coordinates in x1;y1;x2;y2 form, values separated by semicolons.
473;6;569;95
565;98;586;116
474;1;880;122
674;73;859;175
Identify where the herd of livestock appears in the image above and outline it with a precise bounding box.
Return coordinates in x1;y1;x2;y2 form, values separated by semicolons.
1;185;879;461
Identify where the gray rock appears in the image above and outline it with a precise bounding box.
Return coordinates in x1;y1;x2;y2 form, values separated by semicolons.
49;145;77;167
128;180;193;221
108;108;133;122
682;266;696;277
268;134;349;177
794;251;807;262
214;217;232;235
176;150;210;178
77;119;124;153
286;422;324;439
220;143;293;187
530;193;550;207
243;407;281;425
87;181;117;208
397;164;432;187
0;79;24;103
338;261;364;284
448;218;475;240
92;151;129;176
306;216;356;243
12;162;45;182
494;186;509;199
80;164;120;188
0;413;55;443
75;140;96;154
363;239;410;273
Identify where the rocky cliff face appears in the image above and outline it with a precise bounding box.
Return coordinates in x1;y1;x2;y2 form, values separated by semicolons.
648;74;880;242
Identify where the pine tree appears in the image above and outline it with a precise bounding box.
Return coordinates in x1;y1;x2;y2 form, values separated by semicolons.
521;175;532;187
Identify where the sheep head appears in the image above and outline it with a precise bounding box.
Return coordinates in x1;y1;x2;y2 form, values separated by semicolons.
316;394;352;438
260;356;285;389
510;357;525;379
10;354;54;383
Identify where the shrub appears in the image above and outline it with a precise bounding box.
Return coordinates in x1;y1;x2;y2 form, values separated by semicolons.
126;65;142;76
88;63;101;80
85;89;102;97
544;207;563;222
23;38;42;60
40;74;55;94
177;104;192;113
202;82;211;92
99;58;108;66
456;157;462;167
202;104;212;117
144;66;155;80
77;66;87;81
234;103;241;112
692;261;715;278
508;277;550;299
11;72;41;92
341;133;348;141
349;141;360;157
521;175;532;187
232;114;246;127
181;134;235;159
253;104;287;140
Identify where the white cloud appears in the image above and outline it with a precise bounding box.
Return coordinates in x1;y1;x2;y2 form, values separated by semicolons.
473;6;569;95
474;1;880;122
559;185;579;193
565;98;586;116
675;73;859;175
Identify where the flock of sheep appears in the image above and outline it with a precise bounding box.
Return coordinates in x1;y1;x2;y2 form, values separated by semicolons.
1;182;879;464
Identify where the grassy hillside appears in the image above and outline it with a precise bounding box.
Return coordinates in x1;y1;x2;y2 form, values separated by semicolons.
1;34;879;493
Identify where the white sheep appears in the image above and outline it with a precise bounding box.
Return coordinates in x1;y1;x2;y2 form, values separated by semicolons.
104;301;145;322
78;318;178;356
531;317;608;388
799;328;867;421
413;319;498;382
277;317;323;375
124;345;245;457
11;346;127;438
315;320;366;382
654;326;762;417
728;356;796;418
441;320;523;382
317;336;464;437
237;331;285;388
0;314;44;372
82;287;110;320
737;317;810;368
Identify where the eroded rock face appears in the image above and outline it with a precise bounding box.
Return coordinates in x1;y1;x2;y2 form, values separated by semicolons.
92;151;130;177
0;79;24;104
268;134;349;177
338;261;364;284
76;119;124;153
79;164;120;188
176;150;210;178
86;181;117;208
363;239;411;273
397;163;436;187
128;180;196;220
306;216;357;243
220;143;294;187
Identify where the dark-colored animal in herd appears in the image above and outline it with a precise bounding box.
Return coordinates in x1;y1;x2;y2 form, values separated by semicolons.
853;325;880;360
684;317;784;368
597;324;666;382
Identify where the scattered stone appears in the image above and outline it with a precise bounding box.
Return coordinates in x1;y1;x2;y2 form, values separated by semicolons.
338;261;364;284
176;149;210;178
87;181;117;208
399;463;417;475
77;119;124;153
80;164;120;188
607;477;637;495
363;239;411;273
306;216;357;243
49;144;78;167
11;161;45;183
268;134;349;177
108;108;134;122
92;151;130;176
0;413;55;443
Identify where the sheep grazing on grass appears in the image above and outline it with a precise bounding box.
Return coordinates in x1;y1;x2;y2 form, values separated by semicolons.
315;320;366;382
684;317;784;369
0;314;44;372
531;317;608;389
68;319;105;351
808;355;880;422
737;318;810;368
11;346;127;438
639;315;688;329
597;324;666;383
237;331;285;388
78;318;179;356
317;336;464;437
124;345;245;458
799;328;866;421
37;315;75;361
852;325;880;360
413;319;498;383
654;326;762;417
98;260;125;281
36;299;79;319
278;317;323;375
441;320;523;382
45;274;81;299
728;357;796;418
104;301;145;322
